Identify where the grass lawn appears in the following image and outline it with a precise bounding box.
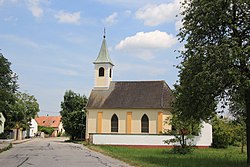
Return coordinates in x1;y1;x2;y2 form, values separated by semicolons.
87;145;247;167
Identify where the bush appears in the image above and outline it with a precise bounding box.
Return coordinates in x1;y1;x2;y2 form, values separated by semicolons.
169;146;194;154
38;126;54;136
0;132;8;139
212;117;233;148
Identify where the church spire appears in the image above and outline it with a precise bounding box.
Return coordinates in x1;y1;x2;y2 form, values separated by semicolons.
93;30;114;89
93;30;114;66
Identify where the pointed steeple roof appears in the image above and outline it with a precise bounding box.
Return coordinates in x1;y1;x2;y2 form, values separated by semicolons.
94;35;114;66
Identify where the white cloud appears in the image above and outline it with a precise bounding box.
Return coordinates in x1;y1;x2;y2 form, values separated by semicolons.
175;19;183;31
0;0;4;6
116;30;177;50
54;67;81;77
0;34;39;48
124;10;131;16
115;30;177;61
54;10;81;24
63;33;86;45
117;63;167;77
97;0;167;6
103;12;118;26
135;0;182;26
0;0;19;6
26;0;44;18
4;16;18;22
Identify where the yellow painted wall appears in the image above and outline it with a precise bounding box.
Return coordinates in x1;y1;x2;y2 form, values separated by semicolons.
162;112;172;133
126;112;132;133
97;112;103;133
94;64;113;88
86;108;172;139
158;112;163;133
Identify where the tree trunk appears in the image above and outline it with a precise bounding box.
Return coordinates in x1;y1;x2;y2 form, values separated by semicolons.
242;140;244;154
246;89;250;164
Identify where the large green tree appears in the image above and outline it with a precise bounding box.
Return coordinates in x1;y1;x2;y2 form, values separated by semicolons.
174;0;250;163
60;90;88;140
5;92;40;130
0;53;18;124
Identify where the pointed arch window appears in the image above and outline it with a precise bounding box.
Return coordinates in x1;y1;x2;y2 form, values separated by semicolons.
141;114;149;133
99;67;104;77
111;114;118;132
109;68;112;78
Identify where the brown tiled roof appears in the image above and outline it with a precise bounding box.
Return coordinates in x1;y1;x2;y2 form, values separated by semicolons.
86;81;173;109
35;116;62;128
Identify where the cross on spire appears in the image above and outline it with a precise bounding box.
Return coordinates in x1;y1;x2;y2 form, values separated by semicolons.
103;27;106;39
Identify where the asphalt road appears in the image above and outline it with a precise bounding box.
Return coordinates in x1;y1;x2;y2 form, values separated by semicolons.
0;137;131;167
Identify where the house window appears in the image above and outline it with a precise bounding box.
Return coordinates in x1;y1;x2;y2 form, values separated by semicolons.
99;67;104;77
141;114;149;133
109;69;112;78
111;114;118;132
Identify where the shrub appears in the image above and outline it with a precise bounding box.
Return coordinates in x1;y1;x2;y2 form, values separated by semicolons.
0;132;8;139
212;117;233;148
170;146;194;154
38;126;54;136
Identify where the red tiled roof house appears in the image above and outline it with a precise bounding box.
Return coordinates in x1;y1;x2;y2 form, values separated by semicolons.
35;116;64;137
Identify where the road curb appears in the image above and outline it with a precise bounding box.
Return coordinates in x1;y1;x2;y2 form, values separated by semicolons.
11;139;31;145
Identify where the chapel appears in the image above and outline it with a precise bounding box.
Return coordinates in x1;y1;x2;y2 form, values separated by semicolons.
85;34;174;140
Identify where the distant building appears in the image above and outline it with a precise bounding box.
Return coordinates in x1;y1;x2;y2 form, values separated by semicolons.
35;116;64;137
0;112;6;134
29;119;38;137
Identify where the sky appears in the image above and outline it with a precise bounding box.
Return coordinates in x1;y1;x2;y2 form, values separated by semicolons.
0;0;184;116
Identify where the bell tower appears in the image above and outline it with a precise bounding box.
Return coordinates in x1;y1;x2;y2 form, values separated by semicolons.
93;30;114;89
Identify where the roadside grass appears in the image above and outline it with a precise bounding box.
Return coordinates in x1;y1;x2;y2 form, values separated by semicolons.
0;143;12;153
87;145;247;167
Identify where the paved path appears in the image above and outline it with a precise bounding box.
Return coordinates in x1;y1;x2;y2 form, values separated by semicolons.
0;137;131;167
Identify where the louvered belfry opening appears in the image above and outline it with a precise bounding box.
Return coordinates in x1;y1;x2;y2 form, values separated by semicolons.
99;67;104;77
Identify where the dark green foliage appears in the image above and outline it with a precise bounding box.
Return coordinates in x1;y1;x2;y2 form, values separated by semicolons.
38;126;54;135
229;95;247;153
0;53;39;134
60;90;88;140
0;132;10;139
169;146;194;155
0;53;18;124
175;0;250;163
5;92;40;130
212;117;234;148
211;116;246;151
164;116;198;154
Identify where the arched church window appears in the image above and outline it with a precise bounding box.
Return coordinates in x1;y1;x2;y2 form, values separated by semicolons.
109;69;112;78
141;114;149;133
111;114;118;132
99;67;104;77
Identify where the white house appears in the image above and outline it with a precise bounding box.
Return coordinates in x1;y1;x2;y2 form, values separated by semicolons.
0;112;6;134
29;119;38;137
